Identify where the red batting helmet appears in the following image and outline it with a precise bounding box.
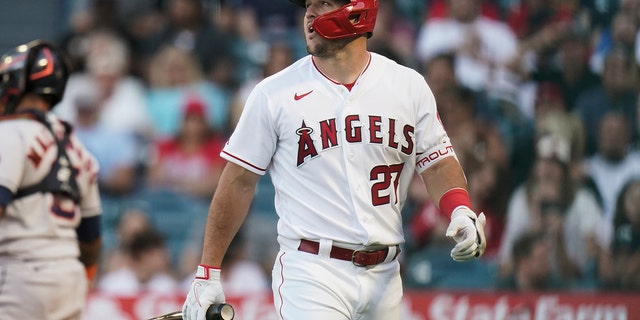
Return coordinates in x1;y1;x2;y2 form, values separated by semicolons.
0;40;70;115
289;0;378;40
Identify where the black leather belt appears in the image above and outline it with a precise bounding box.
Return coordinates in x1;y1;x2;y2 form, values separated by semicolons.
298;239;400;267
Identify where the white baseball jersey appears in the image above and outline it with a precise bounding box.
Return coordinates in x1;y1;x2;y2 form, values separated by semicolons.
222;52;455;246
0;113;101;261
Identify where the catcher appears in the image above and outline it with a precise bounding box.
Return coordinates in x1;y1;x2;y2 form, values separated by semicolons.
0;40;102;320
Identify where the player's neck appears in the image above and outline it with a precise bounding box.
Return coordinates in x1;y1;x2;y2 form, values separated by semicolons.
15;94;50;114
313;42;370;85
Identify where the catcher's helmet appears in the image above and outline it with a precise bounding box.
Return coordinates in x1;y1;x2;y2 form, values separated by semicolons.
0;40;70;115
289;0;378;40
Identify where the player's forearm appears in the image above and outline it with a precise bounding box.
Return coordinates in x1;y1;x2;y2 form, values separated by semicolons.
421;157;468;209
200;163;258;267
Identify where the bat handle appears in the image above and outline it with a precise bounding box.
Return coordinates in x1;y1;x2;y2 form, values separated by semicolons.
206;303;235;320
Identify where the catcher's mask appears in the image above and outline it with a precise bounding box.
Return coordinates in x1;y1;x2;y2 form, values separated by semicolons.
0;40;70;115
289;0;378;40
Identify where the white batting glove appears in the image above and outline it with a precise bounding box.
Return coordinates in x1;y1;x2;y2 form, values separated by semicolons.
445;206;487;262
182;265;225;320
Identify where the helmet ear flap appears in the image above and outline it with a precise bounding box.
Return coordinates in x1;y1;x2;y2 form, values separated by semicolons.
0;53;26;115
0;87;20;115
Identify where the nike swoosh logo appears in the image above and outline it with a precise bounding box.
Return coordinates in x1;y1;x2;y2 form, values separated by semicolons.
294;90;313;101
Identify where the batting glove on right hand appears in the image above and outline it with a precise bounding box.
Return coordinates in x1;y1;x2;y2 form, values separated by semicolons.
445;206;487;262
183;264;225;320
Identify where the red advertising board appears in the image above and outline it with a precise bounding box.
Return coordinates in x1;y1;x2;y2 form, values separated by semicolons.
402;291;639;320
84;290;640;320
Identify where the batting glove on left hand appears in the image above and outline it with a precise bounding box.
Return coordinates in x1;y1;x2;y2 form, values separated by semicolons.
445;206;487;262
183;264;225;320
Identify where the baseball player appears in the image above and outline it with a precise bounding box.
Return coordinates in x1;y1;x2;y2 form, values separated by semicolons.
183;0;487;319
0;40;102;320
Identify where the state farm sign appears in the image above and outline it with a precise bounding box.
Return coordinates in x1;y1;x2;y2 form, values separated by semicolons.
405;291;637;320
84;290;640;320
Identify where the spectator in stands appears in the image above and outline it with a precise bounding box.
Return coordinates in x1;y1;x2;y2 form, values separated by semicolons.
533;82;570;121
578;0;620;32
229;6;272;86
229;40;295;131
145;97;226;200
120;4;167;78
57;7;99;72
505;0;574;41
622;0;640;25
574;45;639;156
497;231;564;291
467;160;509;261
55;30;152;139
415;0;519;100
583;112;640;239
437;86;509;171
498;135;610;288
136;0;233;84
527;28;601;112
420;53;500;133
590;11;638;74
367;0;418;68
533;84;587;183
58;0;132;72
421;53;458;104
98;228;179;296
102;206;153;274
73;93;140;196
145;44;229;137
609;178;640;290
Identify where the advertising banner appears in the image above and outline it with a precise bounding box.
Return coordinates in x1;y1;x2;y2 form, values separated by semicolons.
84;290;640;320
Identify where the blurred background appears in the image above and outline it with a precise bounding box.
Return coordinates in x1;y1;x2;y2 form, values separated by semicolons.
2;0;640;318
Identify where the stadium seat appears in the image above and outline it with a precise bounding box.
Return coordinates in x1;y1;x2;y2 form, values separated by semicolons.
135;189;209;265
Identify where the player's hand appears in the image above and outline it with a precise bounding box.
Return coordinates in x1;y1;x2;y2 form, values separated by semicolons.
183;264;225;320
445;206;487;262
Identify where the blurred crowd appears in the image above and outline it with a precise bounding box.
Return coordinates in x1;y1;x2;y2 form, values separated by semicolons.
46;0;640;296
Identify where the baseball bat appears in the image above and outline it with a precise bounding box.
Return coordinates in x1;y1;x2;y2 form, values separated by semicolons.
146;303;235;320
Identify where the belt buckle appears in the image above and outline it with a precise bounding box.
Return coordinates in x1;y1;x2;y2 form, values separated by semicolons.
351;245;388;267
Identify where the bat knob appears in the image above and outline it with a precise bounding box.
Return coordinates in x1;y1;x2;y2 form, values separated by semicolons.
206;303;235;320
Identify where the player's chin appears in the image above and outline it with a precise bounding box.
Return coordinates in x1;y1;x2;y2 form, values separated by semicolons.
306;42;321;56
307;40;335;57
